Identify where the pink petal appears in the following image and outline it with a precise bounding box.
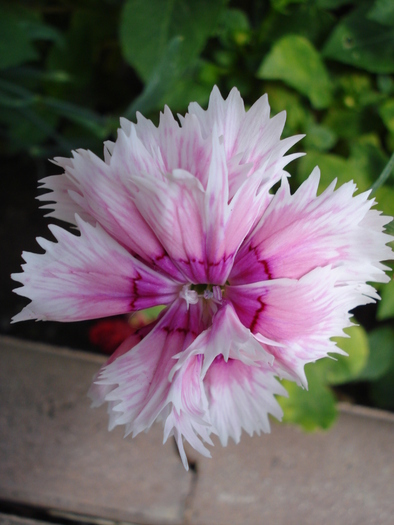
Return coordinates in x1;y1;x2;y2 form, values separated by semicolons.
231;168;393;285
163;354;213;470
12;216;180;322
129;129;245;284
43;147;184;281
37;173;92;225
205;137;284;285
204;356;286;446
187;86;245;158
166;301;286;461
131;107;212;188
224;174;272;261
226;266;375;385
130;131;274;285
89;332;143;410
172;302;276;379
187;86;304;192
133;107;181;173
130;168;207;283
203;132;275;284
163;301;281;466
236;101;303;178
203;128;231;283
89;299;204;438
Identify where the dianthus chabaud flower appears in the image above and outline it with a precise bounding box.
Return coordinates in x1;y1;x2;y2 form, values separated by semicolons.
12;87;393;469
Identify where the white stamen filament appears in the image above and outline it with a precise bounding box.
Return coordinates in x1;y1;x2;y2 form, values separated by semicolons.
181;284;223;309
179;285;199;309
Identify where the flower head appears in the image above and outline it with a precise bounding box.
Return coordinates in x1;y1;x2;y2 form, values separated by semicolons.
12;87;393;469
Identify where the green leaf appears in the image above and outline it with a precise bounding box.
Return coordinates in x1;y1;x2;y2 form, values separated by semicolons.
303;137;387;191
377;277;394;320
349;139;389;193
42;97;112;140
316;0;355;7
123;36;185;119
139;305;167;321
379;98;394;133
304;123;337;151
5;66;72;85
1;104;72;154
322;4;394;74
325;325;369;385
370;360;394;409
368;0;394;27
22;19;63;43
0;78;36;108
259;4;335;47
370;153;394;195
46;8;115;90
120;0;226;82
337;72;383;108
271;0;307;13
296;151;370;192
356;327;394;381
264;85;309;135
377;75;393;95
257;35;333;109
218;8;251;47
374;185;394;222
279;371;338;431
385;220;394;236
322;107;365;140
0;8;38;69
279;325;371;430
155;67;213;112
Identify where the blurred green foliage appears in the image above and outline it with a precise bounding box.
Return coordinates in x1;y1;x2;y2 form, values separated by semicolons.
2;0;394;424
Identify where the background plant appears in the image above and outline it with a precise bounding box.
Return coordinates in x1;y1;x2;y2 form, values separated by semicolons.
2;0;394;426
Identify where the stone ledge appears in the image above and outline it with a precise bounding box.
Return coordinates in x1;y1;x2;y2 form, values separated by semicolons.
0;336;192;525
1;336;393;525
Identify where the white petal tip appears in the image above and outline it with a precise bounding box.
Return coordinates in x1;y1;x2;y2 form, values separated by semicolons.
11;307;37;323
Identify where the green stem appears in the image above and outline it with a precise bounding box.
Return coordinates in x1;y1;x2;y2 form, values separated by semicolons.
370;152;394;196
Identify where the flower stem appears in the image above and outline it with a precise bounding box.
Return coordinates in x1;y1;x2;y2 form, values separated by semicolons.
370;152;394;196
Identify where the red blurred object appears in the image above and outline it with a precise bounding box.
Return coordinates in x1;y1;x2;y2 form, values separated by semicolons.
89;313;152;355
89;318;135;354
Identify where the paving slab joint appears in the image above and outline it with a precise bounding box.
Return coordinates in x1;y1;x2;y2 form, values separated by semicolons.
182;460;199;525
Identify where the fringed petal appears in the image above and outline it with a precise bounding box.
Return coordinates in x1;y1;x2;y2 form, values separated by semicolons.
187;85;245;158
12;216;180;322
88;298;204;439
43;146;184;280
226;266;375;385
187;86;303;193
163;354;213;470
129;168;207;283
231;168;393;285
204;357;286;446
171;302;276;379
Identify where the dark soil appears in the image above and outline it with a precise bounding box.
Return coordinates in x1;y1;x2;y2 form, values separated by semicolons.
2;153;96;351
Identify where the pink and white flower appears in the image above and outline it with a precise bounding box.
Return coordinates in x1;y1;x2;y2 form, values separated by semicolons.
12;87;393;468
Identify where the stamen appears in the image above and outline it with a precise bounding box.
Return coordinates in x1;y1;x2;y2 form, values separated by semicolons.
182;284;223;306
203;286;222;304
203;289;213;300
179;285;199;309
212;285;222;303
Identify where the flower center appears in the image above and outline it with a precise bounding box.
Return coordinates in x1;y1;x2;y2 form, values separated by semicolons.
180;284;223;308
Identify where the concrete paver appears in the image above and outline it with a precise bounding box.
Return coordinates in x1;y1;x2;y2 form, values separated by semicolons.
187;405;394;525
1;336;393;525
0;337;192;525
0;514;63;525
